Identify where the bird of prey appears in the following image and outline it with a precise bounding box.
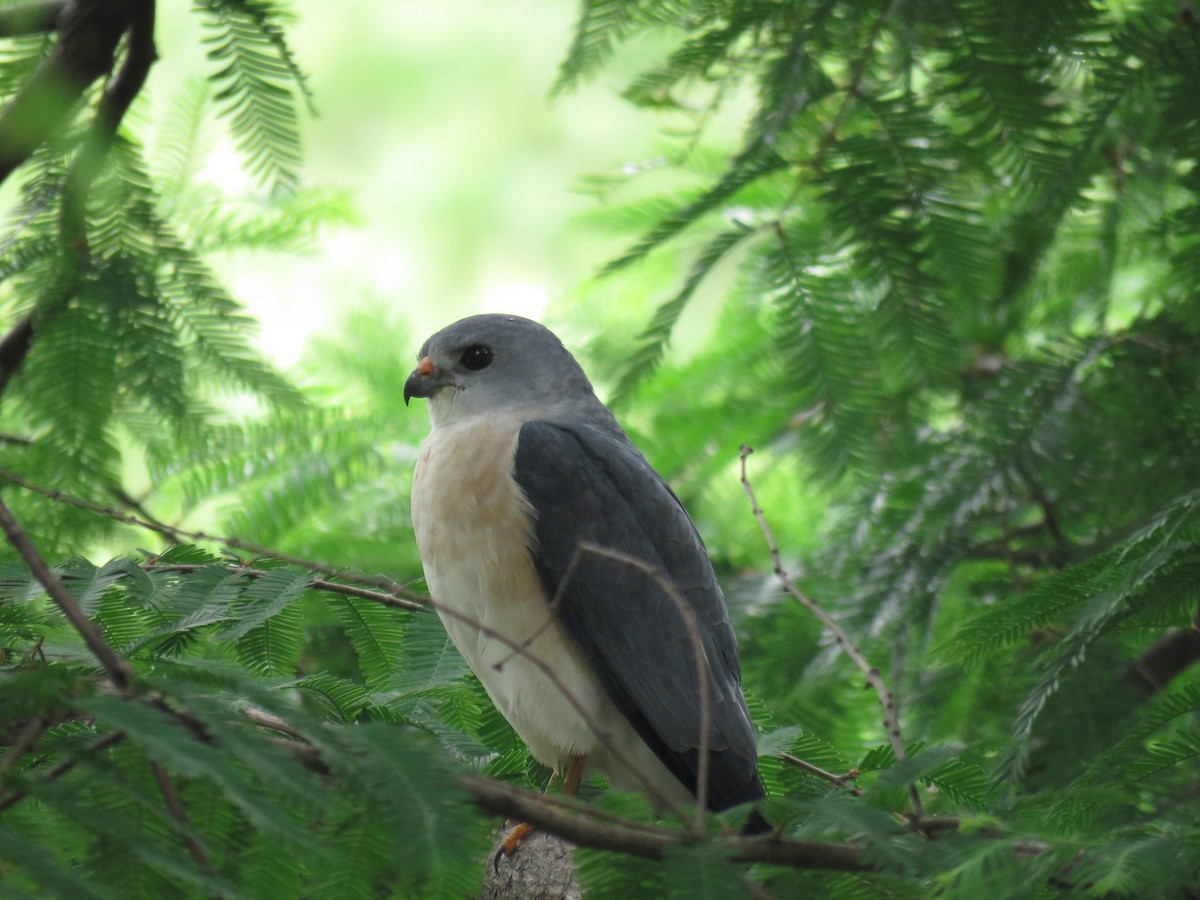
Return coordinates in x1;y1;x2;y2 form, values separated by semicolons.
405;314;764;829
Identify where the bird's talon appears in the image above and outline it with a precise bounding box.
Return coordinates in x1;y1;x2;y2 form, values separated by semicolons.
498;820;536;866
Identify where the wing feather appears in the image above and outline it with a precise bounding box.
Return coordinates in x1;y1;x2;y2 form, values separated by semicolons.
512;419;763;811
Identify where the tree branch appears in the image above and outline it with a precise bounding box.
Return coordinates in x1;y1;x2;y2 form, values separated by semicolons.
0;0;139;186
463;774;869;871
60;0;157;254
1123;628;1200;694
0;1;64;37
0;315;35;401
0;495;134;691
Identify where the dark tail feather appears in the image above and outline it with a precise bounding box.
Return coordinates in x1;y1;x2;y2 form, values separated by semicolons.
741;808;772;836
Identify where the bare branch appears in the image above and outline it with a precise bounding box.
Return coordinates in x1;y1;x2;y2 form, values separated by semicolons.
1;469;695;821
739;446;924;819
144;562;425;613
0;496;134;691
0;469;700;823
779;752;862;796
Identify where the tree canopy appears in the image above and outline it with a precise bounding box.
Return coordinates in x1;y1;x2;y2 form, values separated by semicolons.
0;0;1198;897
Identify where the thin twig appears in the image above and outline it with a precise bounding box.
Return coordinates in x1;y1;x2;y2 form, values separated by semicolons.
144;562;425;613
0;729;127;813
0;471;689;823
575;542;714;837
488;539;718;836
0;715;47;787
779;752;862;796
491;544;584;670
0;496;134;691
739;446;925;819
0;467;429;607
150;760;218;895
1013;461;1071;562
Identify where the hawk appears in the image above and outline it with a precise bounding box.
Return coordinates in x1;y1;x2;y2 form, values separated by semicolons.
405;314;764;829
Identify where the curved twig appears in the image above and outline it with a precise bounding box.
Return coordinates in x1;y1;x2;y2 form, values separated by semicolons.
739;446;924;819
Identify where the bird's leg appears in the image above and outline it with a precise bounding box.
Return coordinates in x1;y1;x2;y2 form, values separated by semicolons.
496;754;587;866
561;753;585;796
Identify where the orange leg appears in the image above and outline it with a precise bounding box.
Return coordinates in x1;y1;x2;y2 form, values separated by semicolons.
561;753;585;796
496;754;586;867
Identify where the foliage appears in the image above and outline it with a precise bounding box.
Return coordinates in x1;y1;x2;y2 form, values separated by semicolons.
1;0;1199;897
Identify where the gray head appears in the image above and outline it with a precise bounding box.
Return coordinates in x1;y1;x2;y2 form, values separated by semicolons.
404;315;605;427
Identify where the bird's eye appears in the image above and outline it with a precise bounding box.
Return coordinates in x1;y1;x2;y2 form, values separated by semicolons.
460;345;493;371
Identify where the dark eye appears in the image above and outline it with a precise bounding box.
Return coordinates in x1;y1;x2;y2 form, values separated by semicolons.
460;344;493;371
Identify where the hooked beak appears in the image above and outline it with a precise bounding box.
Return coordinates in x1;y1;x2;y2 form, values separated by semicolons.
403;356;438;406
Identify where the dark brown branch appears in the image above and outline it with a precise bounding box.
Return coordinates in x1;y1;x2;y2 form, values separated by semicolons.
60;0;157;253
1123;629;1200;694
0;495;134;691
145;562;425;613
0;315;35;401
0;0;138;186
0;1;64;36
463;774;869;872
1012;462;1071;562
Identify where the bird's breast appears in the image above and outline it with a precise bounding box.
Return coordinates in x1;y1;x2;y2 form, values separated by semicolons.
410;417;612;766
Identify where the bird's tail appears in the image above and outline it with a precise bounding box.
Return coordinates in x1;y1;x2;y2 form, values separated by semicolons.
741;808;772;836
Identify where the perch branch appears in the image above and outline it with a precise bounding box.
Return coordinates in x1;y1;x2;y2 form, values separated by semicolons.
464;774;869;871
739;446;924;819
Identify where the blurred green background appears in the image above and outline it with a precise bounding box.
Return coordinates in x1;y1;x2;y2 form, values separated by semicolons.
153;2;682;365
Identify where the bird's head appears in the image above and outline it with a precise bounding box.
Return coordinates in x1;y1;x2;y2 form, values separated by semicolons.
404;314;601;427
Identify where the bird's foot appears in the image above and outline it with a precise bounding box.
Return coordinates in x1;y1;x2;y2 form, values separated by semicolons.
493;820;536;871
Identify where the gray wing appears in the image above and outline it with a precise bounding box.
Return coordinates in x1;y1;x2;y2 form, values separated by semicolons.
512;419;763;812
